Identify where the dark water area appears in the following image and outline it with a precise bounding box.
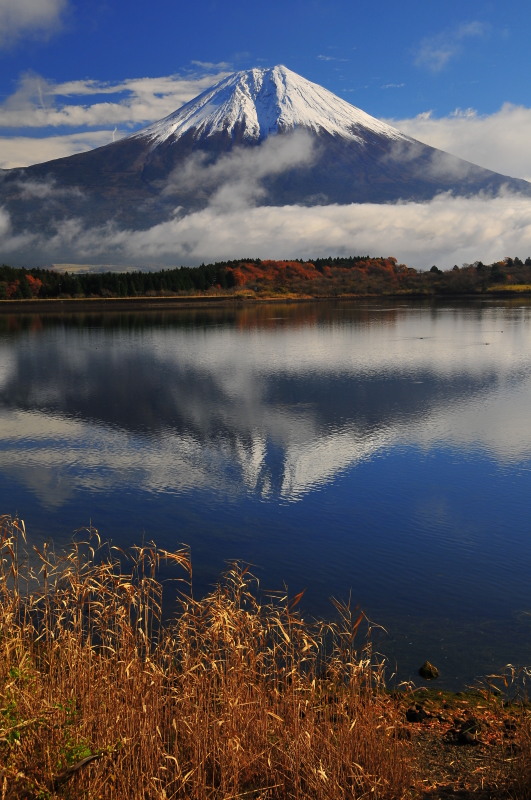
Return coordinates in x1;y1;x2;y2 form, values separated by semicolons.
1;298;531;689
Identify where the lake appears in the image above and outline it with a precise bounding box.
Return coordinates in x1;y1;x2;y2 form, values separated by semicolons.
1;298;531;689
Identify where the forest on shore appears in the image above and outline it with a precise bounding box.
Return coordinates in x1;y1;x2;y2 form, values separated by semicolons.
2;255;531;300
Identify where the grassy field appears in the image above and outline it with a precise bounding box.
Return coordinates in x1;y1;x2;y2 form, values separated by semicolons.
0;513;529;799
487;284;531;293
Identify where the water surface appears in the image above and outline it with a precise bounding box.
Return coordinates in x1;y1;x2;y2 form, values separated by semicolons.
1;299;531;688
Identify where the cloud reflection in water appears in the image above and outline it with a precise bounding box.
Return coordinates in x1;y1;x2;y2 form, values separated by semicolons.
1;301;531;509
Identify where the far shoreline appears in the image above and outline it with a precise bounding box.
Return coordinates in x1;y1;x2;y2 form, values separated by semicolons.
2;288;531;314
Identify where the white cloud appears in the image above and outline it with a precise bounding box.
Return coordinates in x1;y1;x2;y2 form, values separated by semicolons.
105;192;531;268
162;131;317;209
382;138;479;181
388;103;531;182
3;190;531;270
0;69;231;130
415;21;489;72
317;55;348;62
0;205;11;238
190;60;231;70
0;0;66;48
11;177;84;199
0;131;122;168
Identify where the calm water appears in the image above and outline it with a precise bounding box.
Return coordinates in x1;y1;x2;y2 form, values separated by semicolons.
1;299;531;688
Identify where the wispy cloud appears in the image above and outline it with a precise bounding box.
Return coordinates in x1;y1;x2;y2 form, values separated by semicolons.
414;21;489;72
0;0;67;48
382;83;404;89
162;131;317;210
10;177;84;200
317;55;349;62
0;68;231;130
191;60;231;70
0;131;122;169
387;103;531;182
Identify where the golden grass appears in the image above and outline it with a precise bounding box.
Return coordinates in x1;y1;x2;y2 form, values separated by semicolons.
487;284;531;293
0;514;410;800
513;704;531;799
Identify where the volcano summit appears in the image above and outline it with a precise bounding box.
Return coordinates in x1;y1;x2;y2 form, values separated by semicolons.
1;65;530;252
133;65;408;146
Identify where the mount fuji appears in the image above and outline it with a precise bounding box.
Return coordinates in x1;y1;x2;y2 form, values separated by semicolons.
1;65;531;243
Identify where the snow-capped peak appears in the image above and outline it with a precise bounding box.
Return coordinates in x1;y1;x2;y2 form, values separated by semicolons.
133;65;409;147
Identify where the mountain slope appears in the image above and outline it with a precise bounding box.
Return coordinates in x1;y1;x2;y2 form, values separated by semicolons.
0;65;530;244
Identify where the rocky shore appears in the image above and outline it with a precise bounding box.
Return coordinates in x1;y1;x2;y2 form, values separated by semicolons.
397;687;528;797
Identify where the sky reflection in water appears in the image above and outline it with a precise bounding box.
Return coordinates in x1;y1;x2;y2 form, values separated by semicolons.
1;299;531;687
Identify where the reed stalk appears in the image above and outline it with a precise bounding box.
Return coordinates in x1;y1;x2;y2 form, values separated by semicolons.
0;514;410;799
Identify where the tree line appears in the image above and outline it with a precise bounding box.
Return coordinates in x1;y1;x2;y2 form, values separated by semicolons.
2;256;531;299
0;260;262;299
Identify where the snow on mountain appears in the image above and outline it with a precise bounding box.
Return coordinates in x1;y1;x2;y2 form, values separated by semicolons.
133;65;410;147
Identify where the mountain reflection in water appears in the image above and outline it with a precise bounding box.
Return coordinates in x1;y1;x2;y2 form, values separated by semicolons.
1;300;531;687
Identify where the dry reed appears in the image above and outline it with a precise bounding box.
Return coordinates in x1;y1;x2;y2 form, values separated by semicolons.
0;514;410;800
513;677;531;799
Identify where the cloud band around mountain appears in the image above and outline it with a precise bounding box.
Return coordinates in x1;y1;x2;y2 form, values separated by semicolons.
2;189;531;270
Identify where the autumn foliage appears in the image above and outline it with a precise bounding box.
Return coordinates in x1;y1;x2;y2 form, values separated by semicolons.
223;257;409;296
3;274;42;299
226;260;321;286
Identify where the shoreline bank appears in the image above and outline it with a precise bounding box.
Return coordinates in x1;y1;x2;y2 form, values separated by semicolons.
2;288;531;314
